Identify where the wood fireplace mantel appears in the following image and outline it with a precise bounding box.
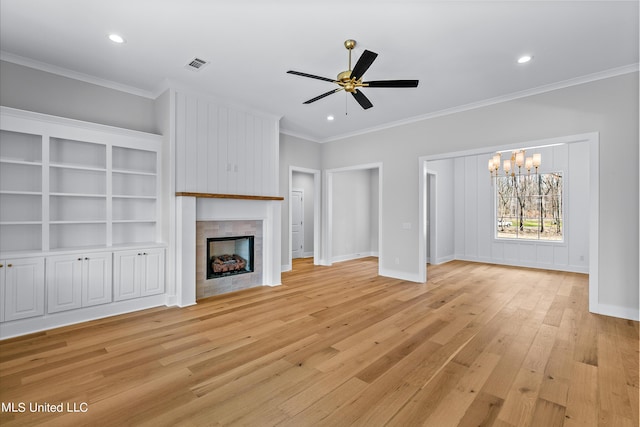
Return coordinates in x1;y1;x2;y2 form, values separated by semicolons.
176;192;284;201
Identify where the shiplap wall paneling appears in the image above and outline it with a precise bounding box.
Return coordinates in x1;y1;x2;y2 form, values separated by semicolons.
174;91;279;196
195;98;209;194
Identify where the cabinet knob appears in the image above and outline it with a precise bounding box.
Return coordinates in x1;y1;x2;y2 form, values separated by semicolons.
84;257;89;260
7;264;12;267
143;252;148;255
138;253;142;256
0;264;3;268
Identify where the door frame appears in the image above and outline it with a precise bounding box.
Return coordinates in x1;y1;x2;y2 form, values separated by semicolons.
417;133;600;316
323;162;383;275
288;166;321;270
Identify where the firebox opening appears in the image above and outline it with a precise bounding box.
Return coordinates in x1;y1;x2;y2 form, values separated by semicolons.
207;235;254;279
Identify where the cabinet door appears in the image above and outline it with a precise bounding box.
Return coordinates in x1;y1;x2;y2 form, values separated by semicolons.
141;249;164;296
5;257;45;321
83;252;112;307
47;255;83;313
0;261;5;322
113;250;141;301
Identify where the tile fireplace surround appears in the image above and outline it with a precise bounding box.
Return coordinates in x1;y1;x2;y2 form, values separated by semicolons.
175;193;282;307
196;220;263;298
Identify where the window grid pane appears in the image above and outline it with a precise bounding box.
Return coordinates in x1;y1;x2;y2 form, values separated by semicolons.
495;173;563;241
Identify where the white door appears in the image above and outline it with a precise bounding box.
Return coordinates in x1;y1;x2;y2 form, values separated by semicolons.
291;190;304;259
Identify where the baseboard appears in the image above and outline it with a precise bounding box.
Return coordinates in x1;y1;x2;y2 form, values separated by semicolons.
0;294;168;339
331;252;378;264
454;255;589;274
379;267;423;283
592;303;640;321
430;255;456;265
281;264;292;272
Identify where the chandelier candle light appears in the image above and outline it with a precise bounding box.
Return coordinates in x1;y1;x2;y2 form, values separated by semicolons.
488;150;541;178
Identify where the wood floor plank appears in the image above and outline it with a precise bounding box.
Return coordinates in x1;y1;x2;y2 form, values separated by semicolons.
0;257;637;426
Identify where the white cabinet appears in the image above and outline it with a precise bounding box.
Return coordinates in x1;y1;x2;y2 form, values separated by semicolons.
113;248;164;301
0;257;45;322
46;252;112;313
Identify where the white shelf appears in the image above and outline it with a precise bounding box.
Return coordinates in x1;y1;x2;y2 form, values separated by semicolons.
0;190;43;196
112;194;157;199
112;169;157;177
0;221;43;225
50;220;107;225
50;192;107;198
1;108;162;253
0;159;42;166
49;163;107;172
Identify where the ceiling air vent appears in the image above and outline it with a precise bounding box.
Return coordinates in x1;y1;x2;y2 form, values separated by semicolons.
186;57;209;71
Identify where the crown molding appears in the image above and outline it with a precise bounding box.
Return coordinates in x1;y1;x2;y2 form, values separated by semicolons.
316;63;639;144
0;51;156;99
279;128;321;143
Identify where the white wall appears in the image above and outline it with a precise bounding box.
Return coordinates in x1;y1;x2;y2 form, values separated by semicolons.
448;142;589;273
321;72;638;319
0;61;157;133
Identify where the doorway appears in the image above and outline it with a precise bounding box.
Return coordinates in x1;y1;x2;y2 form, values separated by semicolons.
288;167;321;270
324;163;382;274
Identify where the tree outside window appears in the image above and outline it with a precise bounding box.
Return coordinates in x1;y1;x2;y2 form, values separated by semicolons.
495;172;563;241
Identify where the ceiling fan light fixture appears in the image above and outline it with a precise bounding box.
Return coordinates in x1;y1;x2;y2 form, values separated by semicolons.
517;55;533;64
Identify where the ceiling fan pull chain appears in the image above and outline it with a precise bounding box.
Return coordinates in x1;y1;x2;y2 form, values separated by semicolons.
345;91;349;116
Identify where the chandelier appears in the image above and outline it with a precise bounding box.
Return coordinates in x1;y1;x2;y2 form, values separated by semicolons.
488;150;541;178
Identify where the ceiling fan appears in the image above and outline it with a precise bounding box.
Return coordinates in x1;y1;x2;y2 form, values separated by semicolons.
287;39;419;110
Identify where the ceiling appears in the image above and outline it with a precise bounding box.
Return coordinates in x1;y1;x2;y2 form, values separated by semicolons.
1;1;638;142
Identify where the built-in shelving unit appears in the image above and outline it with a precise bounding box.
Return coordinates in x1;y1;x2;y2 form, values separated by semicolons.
0;107;166;336
0;107;162;255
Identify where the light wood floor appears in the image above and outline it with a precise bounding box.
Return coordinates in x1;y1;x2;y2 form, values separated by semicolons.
1;258;638;426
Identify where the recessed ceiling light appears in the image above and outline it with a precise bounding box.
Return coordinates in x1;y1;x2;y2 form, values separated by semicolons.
517;55;532;64
108;34;125;44
327;115;335;121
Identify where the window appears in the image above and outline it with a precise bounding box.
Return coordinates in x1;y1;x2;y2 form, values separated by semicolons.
495;172;563;241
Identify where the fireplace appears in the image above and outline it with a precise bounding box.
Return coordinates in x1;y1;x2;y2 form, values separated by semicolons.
207;235;254;279
196;219;264;299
